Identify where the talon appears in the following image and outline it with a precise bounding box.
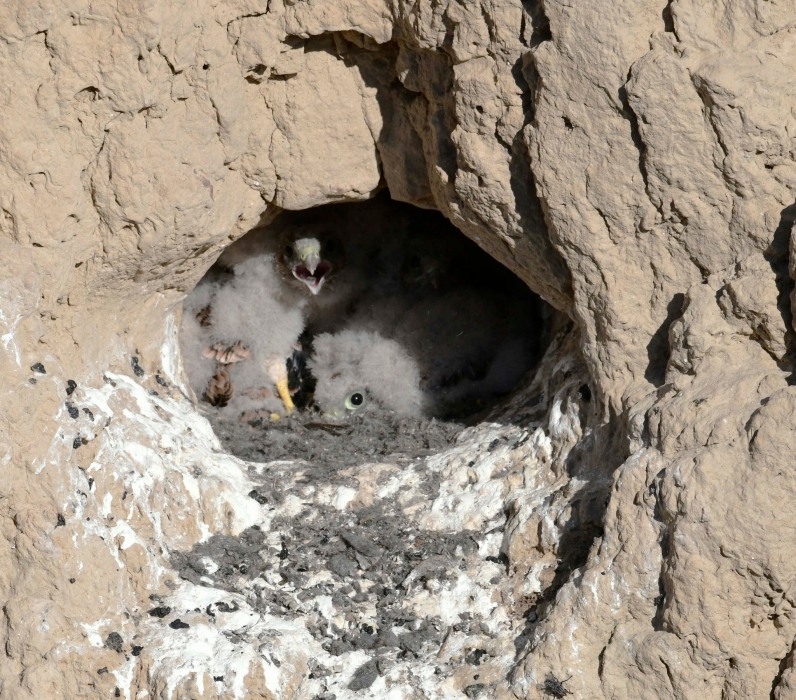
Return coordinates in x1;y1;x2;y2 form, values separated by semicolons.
204;368;233;407
275;377;295;415
203;341;251;364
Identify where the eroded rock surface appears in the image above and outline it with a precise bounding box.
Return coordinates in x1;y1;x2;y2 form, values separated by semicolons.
3;0;796;698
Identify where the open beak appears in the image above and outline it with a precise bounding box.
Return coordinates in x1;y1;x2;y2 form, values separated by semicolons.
293;252;331;295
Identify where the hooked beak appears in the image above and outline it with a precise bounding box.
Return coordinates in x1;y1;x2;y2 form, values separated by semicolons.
293;252;332;295
303;251;321;276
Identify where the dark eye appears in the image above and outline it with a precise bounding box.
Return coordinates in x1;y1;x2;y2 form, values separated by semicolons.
284;244;294;258
345;392;365;410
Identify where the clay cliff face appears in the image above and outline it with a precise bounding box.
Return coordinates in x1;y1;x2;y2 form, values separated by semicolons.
2;0;796;698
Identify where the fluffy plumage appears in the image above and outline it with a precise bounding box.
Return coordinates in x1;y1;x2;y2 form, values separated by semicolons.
180;255;306;416
182;193;544;420
218;216;372;334
309;330;424;418
180;274;225;403
184;208;368;415
340;224;544;417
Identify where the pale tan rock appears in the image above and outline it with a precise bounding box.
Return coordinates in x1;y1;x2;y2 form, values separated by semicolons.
3;0;796;698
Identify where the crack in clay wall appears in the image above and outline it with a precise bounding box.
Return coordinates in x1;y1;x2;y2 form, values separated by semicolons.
5;0;796;698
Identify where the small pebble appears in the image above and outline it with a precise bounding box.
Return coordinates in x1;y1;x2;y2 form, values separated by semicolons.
169;619;189;630
248;489;268;505
131;357;145;378
66;380;77;395
105;632;124;653
31;363;46;374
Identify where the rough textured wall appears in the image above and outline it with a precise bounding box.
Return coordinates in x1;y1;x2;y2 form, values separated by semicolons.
2;0;796;698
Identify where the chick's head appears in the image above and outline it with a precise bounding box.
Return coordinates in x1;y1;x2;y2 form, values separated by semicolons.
309;330;423;419
280;226;345;296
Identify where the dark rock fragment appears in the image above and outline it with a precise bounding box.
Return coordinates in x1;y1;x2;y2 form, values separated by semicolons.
466;648;487;666
348;660;379;690
66;380;77;395
399;631;424;653
248;489;268;504
377;628;400;648
215;601;239;613
31;363;46;374
352;632;377;650
169;619;189;629
104;632;123;653
278;542;289;560
464;684;486;698
328;553;357;578
326;640;354;656
131;357;145;377
340;530;383;559
148;606;171;618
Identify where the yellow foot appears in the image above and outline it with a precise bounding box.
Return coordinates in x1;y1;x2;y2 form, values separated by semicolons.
275;377;295;415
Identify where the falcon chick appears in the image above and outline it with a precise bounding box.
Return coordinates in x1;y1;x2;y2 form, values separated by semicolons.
181;254;306;416
185;216;357;416
181;273;228;404
343;233;544;418
218;216;365;334
308;330;424;419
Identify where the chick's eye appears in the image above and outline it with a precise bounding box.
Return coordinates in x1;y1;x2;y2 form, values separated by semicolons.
284;244;294;258
345;392;365;410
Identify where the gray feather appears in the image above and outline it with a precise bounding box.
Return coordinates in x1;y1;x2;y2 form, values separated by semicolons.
309;330;424;417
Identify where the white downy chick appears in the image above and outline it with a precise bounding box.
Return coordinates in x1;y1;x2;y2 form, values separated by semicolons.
180;273;227;402
200;255;306;416
218;217;372;334
186;222;347;415
345;269;542;418
309;330;424;419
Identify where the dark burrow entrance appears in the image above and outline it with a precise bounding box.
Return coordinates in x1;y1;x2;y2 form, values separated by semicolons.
169;195;608;695
180;191;550;467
